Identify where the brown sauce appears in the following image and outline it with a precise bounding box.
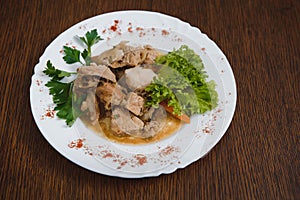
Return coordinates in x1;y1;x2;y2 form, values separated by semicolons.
81;114;182;145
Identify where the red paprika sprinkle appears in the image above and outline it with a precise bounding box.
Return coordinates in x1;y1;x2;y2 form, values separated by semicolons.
68;139;84;149
159;146;177;157
134;154;147;165
110;25;117;32
44;108;55;118
103;153;113;158
162;29;170;35
136;27;144;31
203;127;211;134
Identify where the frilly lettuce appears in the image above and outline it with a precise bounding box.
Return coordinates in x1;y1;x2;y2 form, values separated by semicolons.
145;45;218;117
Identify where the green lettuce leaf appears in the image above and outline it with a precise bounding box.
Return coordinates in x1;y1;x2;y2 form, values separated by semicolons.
145;45;218;116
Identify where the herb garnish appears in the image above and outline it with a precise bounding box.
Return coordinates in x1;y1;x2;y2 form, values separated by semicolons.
62;29;103;66
62;46;83;65
43;60;76;80
78;29;102;65
44;29;102;126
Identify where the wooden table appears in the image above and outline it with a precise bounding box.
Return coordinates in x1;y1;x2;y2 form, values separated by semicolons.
1;0;299;199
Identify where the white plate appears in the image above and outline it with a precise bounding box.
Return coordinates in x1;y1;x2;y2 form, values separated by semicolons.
30;10;236;178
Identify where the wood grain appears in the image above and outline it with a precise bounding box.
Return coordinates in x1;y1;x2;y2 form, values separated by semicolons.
0;0;299;199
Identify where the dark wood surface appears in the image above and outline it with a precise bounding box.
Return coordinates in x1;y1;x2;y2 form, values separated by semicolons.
0;0;299;199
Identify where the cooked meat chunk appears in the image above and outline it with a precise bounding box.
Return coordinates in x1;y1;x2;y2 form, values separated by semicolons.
111;84;127;106
125;92;145;116
142;106;167;137
77;64;116;83
125;66;157;91
140;106;156;121
91;41;126;65
91;42;162;69
96;83;127;109
96;82;115;109
143;121;162;138
75;74;99;89
142;45;162;64
111;105;167;138
111;107;144;136
80;90;100;125
122;50;143;67
74;64;116;124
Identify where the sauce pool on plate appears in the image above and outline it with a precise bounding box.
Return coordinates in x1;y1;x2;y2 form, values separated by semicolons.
82;113;182;145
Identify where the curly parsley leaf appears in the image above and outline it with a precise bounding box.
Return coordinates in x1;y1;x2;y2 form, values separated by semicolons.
43;60;75;80
63;46;83;65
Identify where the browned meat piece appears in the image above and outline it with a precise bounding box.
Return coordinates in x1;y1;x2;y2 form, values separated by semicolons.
111;67;127;80
140;106;156;121
111;105;168;138
125;92;144;116
96;83;127;109
75;74;99;89
125;66;157;91
110;47;154;68
80;90;100;125
92;42;162;69
77;64;116;83
123;51;142;67
111;107;144;136
91;41;127;65
142;106;167;137
74;64;116;124
143;45;163;64
111;84;126;106
143;121;162;138
96;82;115;109
110;43;144;68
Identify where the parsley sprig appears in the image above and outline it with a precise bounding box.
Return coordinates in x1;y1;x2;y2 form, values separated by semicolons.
43;60;76;80
62;46;83;65
43;29;102;126
79;29;102;61
43;60;76;126
63;29;103;66
45;79;75;125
